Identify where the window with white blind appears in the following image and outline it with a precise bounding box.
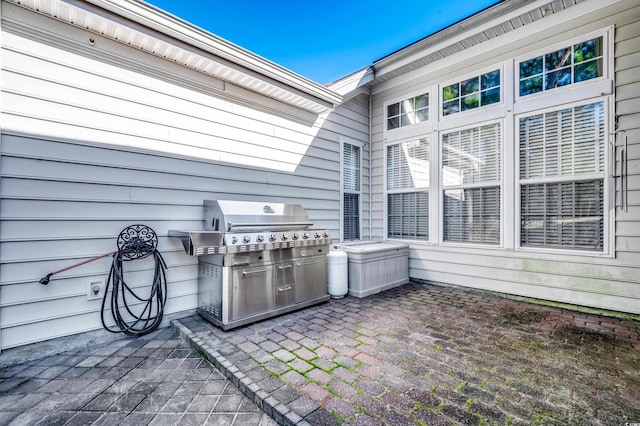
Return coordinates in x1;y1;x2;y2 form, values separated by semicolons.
442;123;501;244
387;138;430;240
519;101;605;251
343;142;361;240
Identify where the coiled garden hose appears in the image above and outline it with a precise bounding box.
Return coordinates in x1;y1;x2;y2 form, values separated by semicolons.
99;225;168;336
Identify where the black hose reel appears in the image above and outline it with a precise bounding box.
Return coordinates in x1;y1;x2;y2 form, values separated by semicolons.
39;225;168;336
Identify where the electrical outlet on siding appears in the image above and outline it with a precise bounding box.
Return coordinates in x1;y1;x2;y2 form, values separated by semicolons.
87;279;105;300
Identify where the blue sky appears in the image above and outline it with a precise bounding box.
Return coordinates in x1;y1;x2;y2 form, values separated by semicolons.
145;0;500;84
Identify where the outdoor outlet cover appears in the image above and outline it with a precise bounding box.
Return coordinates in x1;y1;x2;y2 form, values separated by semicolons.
87;279;105;300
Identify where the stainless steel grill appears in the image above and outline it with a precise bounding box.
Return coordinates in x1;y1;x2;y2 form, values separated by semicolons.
170;200;331;330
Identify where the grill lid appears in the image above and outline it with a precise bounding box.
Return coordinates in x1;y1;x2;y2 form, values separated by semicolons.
204;200;313;232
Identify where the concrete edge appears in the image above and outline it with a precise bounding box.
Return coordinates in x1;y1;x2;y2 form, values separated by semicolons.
0;309;196;369
170;317;332;426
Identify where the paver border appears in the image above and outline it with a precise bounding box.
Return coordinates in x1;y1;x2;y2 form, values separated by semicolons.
171;318;333;426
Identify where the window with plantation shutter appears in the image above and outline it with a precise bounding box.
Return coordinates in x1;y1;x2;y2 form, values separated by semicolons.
387;138;429;240
519;101;605;251
343;142;361;240
442;123;501;244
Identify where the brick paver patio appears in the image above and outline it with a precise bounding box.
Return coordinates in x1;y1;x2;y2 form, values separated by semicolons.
176;282;640;425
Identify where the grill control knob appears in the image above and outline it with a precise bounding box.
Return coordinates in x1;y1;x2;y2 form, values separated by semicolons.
292;233;299;240
231;236;238;244
302;232;310;239
269;234;277;242
243;235;251;243
281;233;288;241
256;234;264;243
314;232;321;238
323;231;329;238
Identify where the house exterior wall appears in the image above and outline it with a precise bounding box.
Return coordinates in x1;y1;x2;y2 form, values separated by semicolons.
0;1;366;349
369;0;640;314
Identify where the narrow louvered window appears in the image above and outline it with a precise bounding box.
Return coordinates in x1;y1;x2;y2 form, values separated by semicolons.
343;143;361;240
387;138;429;240
442;123;501;244
519;101;605;250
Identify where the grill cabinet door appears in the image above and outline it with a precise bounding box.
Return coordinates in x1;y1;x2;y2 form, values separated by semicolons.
230;265;274;320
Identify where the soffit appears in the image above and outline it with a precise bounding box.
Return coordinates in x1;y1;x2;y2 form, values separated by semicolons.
367;0;586;87
6;0;341;114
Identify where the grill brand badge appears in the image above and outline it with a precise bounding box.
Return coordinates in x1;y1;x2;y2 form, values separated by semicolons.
263;205;275;214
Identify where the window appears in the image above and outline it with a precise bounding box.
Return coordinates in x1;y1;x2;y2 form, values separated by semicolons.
387;139;430;240
442;70;500;116
519;101;605;251
343;142;361;240
442;123;501;244
519;36;603;96
387;93;429;130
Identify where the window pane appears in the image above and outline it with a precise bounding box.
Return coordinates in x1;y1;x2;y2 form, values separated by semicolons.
574;38;602;63
481;70;500;89
545;48;572;71
575;59;602;82
461;77;479;96
387;139;430;190
545;68;572;90
520;56;543;78
481;88;500;106
520;76;543;96
461;94;479;111
443;70;500;116
387;192;429;240
344;193;360;240
444;187;500;244
400;113;413;127
414;94;429;109
519;37;603;96
343;143;360;191
386;94;429;129
443;100;459;116
443;84;459;101
416;108;429;123
521;181;603;251
519;101;604;179
443;123;501;186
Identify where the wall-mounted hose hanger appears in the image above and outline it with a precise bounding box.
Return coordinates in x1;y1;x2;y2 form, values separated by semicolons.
39;225;168;336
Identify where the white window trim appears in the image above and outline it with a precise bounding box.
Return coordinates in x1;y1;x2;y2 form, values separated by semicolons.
513;27;613;106
514;97;612;257
341;137;363;242
438;119;504;248
384;136;432;242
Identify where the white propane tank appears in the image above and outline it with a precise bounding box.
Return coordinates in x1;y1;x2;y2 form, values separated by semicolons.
327;247;348;298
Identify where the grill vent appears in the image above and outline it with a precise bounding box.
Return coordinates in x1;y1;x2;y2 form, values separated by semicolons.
200;263;221;279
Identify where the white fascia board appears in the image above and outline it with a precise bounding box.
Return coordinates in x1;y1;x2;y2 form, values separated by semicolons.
372;0;622;84
79;0;342;108
327;67;374;101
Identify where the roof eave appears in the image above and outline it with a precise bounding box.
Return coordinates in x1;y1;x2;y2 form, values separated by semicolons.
79;0;342;111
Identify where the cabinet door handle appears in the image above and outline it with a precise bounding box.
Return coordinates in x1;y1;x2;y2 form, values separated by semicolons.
278;286;292;292
278;264;293;269
242;266;272;275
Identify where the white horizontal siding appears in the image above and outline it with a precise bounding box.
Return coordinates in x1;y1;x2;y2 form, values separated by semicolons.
369;1;640;314
0;4;349;349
